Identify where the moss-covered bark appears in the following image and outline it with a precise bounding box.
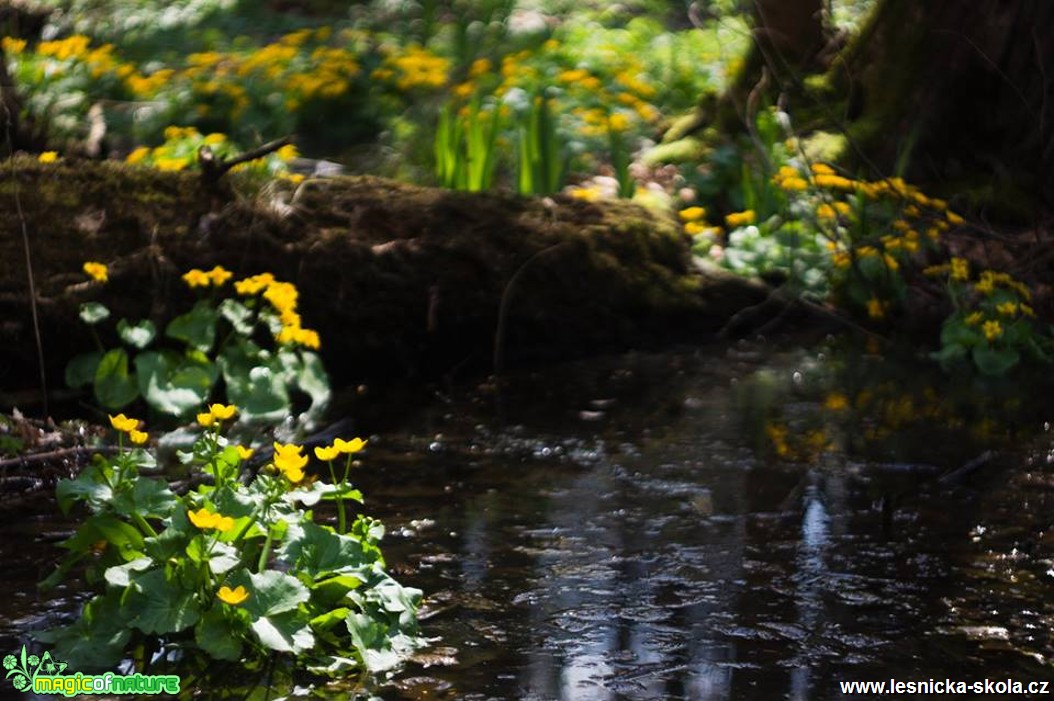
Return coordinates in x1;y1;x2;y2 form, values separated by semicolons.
0;159;768;399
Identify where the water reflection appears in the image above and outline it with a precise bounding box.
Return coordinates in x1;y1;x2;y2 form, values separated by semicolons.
371;344;1054;699
3;342;1054;700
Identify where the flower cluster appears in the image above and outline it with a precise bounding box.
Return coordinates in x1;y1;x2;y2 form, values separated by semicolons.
272;442;308;483
109;413;148;445
236;274;321;350
188;507;235;532
197;403;238;428
183;265;235;289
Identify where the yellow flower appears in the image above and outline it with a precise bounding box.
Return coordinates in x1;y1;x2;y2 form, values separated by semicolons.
276;144;299;161
813;173;854;190
866;298;886;319
188;508;234;532
964;312;983;326
235;273;276;296
810;163;835;175
824;393;848;411
815;203;837;220
779;176;809;191
38;151;59;164
126;146;151;165
205;265;233;286
950;257;970;281
996;302;1017;316
182;269;212;288
109;413;140;433
678;206;706;222
83;261;109;283
235;445;254;460
684;221;707;236
273;443;308;483
197;412;215;428
217;585;250;605
724;210;756;228
129;429;149;445
982;319;1002;342
314;445;341;461
946;211;964;225
334;437;367;454
208;404;237;421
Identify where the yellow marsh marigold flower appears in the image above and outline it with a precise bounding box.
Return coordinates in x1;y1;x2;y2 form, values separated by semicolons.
126;146;150;165
218;585;249;605
182;269;212;288
946;211;964;225
235;445;254;460
235;273;276;296
810;162;835;175
779;176;809;192
679;206;706;222
273;443;308;483
814;173;854;190
208;403;237;421
950;257;970;281
129;429;149;445
816;203;837;220
334;437;367;454
684;221;707;236
314;445;341;461
824;393;849;412
205;265;233;286
109;413;140;433
83;261;109;283
197;412;215;428
982;319;1002;342
188;508;235;532
964;311;983;326
866;298;886;320
38;151;59;164
996;301;1018;316
725;210;756;228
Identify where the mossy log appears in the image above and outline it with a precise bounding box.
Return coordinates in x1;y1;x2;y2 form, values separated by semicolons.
0;158;769;399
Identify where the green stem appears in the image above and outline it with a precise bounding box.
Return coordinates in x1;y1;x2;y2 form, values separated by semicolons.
257;531;274;572
131;512;159;539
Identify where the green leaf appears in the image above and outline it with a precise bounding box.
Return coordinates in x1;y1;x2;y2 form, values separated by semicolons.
296;351;332;417
79;302;110;325
218;298;256;335
56;465;114;514
250;611;315;654
229;366;290;422
117;318;157;349
126;568;201;634
972;344;1019;376
103;557;153;588
279;521;371;577
135;350;216;416
230;569;310;618
166;301;218;353
66;351;102;388
94;348;140;409
195;607;244;660
44;594;130;672
112;477;178;519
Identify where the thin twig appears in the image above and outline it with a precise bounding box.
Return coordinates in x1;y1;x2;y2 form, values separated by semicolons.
0;445;119;470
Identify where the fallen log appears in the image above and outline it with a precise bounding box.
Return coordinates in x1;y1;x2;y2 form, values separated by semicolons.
0;157;769;400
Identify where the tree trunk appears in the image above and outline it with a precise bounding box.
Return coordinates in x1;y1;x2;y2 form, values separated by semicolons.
837;0;1054;216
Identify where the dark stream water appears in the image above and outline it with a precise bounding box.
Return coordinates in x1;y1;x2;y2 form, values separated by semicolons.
3;339;1054;699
